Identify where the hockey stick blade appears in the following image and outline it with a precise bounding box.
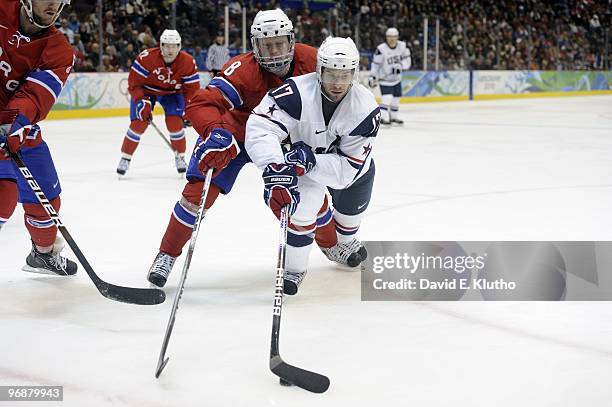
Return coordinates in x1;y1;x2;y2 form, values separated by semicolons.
155;357;169;378
98;281;166;305
271;356;330;394
8;151;165;306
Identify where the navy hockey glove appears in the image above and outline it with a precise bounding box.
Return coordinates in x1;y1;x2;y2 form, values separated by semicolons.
367;75;378;88
263;163;300;218
194;128;240;174
0;110;30;154
284;141;316;176
135;99;152;122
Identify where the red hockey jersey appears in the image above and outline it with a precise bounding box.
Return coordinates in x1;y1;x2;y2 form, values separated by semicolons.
128;48;200;102
0;0;74;124
186;43;317;143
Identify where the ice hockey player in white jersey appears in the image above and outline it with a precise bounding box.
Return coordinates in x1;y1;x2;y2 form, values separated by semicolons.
369;27;411;125
246;36;380;295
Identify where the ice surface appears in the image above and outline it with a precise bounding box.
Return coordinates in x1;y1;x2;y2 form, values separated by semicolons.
1;96;611;406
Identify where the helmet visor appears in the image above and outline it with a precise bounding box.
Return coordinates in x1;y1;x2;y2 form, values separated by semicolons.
320;67;355;85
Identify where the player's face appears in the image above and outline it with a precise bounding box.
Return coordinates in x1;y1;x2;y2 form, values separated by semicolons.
320;68;354;103
256;36;291;59
32;0;63;26
161;43;180;63
386;35;399;48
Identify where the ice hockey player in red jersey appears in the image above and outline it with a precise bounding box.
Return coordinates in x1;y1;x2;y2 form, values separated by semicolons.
146;9;321;287
0;0;77;275
116;29;200;176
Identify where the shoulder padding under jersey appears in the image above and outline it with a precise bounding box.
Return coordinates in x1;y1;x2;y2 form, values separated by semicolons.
268;79;302;120
349;107;381;138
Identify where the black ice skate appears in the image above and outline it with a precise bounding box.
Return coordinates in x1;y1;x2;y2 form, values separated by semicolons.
321;238;368;268
391;118;404;125
148;252;176;288
116;157;131;176
381;118;391;125
23;242;77;276
283;269;307;295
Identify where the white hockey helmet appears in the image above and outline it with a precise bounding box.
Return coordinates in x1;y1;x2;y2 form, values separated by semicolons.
160;29;181;62
316;36;360;86
160;29;182;47
21;0;70;29
385;27;399;37
250;9;295;74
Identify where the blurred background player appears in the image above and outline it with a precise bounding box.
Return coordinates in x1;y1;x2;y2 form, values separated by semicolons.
116;29;200;176
0;0;77;275
369;27;411;125
206;33;230;78
245;36;379;295
146;9;318;287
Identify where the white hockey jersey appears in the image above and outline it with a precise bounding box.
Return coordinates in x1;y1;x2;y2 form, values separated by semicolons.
245;72;380;190
371;41;411;86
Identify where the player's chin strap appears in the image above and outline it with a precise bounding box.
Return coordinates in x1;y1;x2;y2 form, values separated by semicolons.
22;0;68;30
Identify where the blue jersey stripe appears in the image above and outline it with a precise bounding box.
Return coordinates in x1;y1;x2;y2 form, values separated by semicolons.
208;77;243;109
27;70;63;99
132;61;150;77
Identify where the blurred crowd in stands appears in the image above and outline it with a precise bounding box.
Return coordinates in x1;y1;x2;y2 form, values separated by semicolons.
64;0;610;73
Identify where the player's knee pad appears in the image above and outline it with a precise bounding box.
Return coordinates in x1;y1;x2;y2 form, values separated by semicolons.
23;196;61;248
182;180;221;209
0;179;18;226
130;120;149;134
165;115;184;134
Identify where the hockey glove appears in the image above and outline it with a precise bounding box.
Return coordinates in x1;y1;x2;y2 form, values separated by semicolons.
284;141;316;176
135;99;152;122
367;75;378;88
0;110;30;154
263;163;300;218
194;128;240;174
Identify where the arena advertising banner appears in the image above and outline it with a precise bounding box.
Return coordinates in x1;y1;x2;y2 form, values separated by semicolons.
50;70;611;118
52;72;213;115
400;71;470;98
361;241;612;301
474;70;612;95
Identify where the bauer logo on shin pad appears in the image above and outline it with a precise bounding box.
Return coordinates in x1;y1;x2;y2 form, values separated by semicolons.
20;167;63;227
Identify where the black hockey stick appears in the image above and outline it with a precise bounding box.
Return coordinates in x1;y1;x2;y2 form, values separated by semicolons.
155;168;214;378
9;152;165;305
270;207;330;393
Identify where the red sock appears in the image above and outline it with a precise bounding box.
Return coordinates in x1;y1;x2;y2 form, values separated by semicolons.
314;195;337;248
23;196;61;248
159;181;221;256
121;120;148;156
166;115;186;154
0;179;18;226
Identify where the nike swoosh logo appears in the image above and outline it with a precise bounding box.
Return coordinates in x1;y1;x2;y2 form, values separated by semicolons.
53;180;59;189
315;130;326;134
357;203;367;210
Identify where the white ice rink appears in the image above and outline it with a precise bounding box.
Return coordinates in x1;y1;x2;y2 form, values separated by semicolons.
1;95;611;406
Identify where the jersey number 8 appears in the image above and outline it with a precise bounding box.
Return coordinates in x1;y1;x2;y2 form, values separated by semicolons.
223;61;242;76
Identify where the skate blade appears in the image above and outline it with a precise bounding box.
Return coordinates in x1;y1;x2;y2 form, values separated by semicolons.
22;264;74;276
